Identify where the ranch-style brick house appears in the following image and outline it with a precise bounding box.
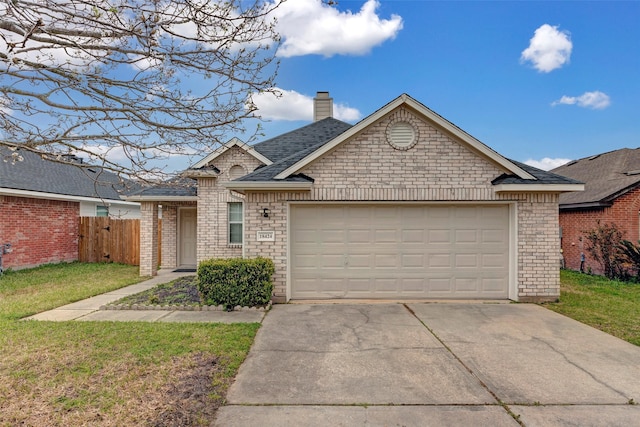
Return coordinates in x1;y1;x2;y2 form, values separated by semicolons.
0;147;140;270
552;148;640;275
128;92;583;303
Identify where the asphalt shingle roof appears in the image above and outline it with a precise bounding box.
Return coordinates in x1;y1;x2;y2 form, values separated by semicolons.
492;160;584;186
251;117;352;163
237;140;328;182
127;177;197;198
0;147;138;200
551;148;640;206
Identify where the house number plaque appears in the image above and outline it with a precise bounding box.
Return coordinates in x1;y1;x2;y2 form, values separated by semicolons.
256;231;275;242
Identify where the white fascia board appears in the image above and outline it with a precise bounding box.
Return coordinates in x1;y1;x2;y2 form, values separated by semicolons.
123;195;199;202
275;94;535;181
192;137;272;169
493;183;585;193
223;181;312;192
0;187;139;205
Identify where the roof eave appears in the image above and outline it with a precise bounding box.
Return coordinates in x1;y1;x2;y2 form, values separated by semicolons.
559;201;612;211
0;187;136;204
223;181;312;193
274;94;536;181
123;195;198;202
493;183;585;193
181;169;219;178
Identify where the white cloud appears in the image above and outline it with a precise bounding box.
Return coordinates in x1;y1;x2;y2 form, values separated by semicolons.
551;91;611;110
521;24;572;72
524;157;572;171
250;89;362;122
271;0;403;58
76;144;132;162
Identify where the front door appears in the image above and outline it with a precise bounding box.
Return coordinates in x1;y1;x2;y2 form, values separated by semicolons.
179;208;197;268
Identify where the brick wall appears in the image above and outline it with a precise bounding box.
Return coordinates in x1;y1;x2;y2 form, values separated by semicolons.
503;193;561;302
559;186;640;275
243;107;562;302
0;195;79;269
195;146;263;263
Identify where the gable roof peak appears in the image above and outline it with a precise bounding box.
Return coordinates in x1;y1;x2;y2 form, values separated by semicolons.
274;93;536;181
190;137;272;170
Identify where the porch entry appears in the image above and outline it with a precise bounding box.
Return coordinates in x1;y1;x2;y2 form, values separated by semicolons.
179;208;197;268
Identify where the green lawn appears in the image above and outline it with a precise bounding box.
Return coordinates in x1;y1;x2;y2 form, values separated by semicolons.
547;270;640;346
0;263;259;426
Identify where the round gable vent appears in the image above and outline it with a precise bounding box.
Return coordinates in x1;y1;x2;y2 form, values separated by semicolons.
387;120;418;150
228;164;246;180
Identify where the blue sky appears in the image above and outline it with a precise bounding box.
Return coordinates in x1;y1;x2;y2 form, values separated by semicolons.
240;0;639;171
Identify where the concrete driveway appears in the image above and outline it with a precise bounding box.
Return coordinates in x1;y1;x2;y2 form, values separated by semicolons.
215;303;640;426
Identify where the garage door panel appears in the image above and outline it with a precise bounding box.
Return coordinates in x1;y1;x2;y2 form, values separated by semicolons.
455;278;480;292
401;278;425;292
293;229;317;243
294;254;318;269
482;229;507;242
374;253;399;268
374;206;398;219
428;229;451;243
482;278;508;293
347;229;371;243
483;253;508;268
348;254;371;268
402;229;425;243
401;254;424;268
455;253;479;268
428;206;451;218
456;229;479;243
291;204;510;299
374;229;398;243
321;254;345;269
428;253;452;268
373;278;399;292
322;229;345;243
428;278;454;293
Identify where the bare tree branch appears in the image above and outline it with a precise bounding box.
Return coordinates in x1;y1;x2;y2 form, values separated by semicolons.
0;0;284;182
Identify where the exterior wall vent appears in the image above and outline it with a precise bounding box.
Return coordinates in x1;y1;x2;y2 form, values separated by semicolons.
386;120;418;150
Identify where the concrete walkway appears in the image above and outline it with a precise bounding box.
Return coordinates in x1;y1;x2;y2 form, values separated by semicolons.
25;269;266;324
216;303;640;426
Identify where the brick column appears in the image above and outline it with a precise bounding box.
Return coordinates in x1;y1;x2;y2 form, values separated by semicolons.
162;205;177;269
197;178;218;262
140;201;159;276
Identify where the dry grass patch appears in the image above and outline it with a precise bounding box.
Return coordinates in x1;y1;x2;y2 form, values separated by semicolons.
0;263;260;426
0;321;258;426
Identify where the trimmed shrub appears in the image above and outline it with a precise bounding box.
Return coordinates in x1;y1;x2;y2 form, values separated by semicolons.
197;257;274;310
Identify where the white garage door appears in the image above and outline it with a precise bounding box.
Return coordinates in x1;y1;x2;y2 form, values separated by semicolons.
290;204;510;299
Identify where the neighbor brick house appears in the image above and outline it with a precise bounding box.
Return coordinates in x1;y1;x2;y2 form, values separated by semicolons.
552;148;640;275
0;148;140;270
129;92;582;302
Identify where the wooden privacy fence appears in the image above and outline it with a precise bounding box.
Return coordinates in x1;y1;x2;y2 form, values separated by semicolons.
78;217;162;266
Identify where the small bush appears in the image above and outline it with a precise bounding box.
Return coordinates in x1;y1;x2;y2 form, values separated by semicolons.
197;257;274;310
583;221;627;280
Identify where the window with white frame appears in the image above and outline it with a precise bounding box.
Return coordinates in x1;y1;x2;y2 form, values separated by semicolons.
228;202;243;245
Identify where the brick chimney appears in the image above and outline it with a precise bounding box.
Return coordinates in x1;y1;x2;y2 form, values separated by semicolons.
313;91;333;122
